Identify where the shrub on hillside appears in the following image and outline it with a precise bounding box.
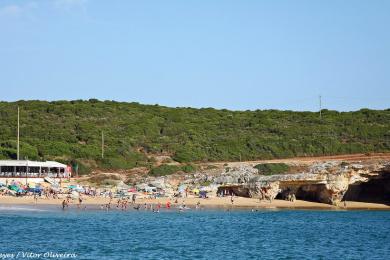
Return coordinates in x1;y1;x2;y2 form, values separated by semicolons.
149;164;181;176
181;164;197;173
254;163;290;175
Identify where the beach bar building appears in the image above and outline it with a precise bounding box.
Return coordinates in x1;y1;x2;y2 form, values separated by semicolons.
0;160;71;178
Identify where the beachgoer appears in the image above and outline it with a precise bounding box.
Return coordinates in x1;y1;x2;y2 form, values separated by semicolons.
132;194;136;204
62;200;66;210
78;196;83;208
231;195;234;205
166;201;171;209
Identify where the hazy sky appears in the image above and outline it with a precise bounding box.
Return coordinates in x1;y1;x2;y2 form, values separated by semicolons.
0;0;389;111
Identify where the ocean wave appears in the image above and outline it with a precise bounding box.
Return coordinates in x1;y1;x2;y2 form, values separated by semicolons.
0;206;49;212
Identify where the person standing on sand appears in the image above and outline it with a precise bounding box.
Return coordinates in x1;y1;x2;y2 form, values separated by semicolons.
231;195;234;205
344;200;347;208
62;200;67;210
132;193;136;204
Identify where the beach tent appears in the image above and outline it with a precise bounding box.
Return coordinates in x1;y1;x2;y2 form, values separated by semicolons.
28;187;42;194
199;190;208;198
178;185;187;193
145;186;157;193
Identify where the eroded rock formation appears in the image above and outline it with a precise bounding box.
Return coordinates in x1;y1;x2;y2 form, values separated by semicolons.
133;160;390;205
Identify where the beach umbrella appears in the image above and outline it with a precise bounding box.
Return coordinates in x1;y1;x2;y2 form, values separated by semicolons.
9;185;19;191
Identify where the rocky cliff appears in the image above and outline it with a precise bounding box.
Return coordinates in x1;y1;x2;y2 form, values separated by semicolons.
134;159;390;205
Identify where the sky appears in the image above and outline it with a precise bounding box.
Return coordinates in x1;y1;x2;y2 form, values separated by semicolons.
0;0;389;111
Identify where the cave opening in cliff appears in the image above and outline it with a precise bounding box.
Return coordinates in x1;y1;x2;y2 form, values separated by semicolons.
344;174;390;205
217;185;250;197
295;184;328;203
277;183;328;203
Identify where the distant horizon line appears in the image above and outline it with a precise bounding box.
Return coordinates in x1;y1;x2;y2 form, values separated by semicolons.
1;99;389;113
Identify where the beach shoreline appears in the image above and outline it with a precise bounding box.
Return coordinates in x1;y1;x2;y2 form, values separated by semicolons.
0;196;389;211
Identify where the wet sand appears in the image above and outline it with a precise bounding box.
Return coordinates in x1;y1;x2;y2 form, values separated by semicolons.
0;196;388;210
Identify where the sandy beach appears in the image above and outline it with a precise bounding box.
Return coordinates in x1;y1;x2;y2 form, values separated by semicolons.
0;196;388;210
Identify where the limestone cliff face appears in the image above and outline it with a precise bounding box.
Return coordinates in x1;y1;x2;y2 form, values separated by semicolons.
135;160;390;205
243;161;389;205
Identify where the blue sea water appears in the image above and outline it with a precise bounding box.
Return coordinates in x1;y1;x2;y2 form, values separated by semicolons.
0;206;389;260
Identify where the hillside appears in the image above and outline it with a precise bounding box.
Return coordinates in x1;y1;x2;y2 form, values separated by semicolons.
0;100;389;173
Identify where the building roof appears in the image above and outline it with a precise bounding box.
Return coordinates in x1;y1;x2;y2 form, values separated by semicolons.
0;160;67;168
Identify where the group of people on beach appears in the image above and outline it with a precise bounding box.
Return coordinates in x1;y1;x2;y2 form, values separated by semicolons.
61;195;84;210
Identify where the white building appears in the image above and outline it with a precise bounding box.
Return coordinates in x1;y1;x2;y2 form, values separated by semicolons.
0;160;71;178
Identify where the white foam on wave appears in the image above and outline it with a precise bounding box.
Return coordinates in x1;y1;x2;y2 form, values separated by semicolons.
0;206;49;212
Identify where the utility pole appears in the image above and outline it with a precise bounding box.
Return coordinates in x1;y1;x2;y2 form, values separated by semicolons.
17;106;20;160
101;131;104;159
319;95;322;120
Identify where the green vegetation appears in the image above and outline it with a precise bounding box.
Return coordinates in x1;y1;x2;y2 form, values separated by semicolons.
0;100;389;174
149;165;181;176
150;164;197;176
181;164;197;173
255;163;290;175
